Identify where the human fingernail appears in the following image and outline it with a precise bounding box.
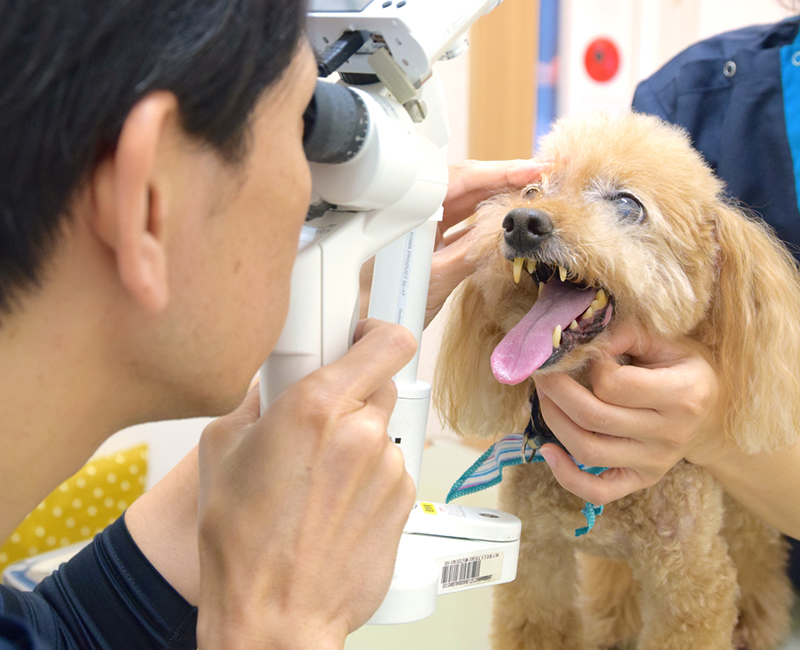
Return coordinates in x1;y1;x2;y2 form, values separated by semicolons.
539;448;557;469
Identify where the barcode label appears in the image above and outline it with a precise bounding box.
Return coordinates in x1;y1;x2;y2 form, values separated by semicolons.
440;552;503;591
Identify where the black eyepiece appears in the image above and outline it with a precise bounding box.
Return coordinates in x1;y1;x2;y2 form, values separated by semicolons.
302;81;369;164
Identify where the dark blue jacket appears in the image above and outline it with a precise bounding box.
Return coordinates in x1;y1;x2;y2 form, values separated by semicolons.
633;17;800;259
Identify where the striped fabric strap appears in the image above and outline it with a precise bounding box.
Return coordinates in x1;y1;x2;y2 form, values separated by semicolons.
446;433;607;537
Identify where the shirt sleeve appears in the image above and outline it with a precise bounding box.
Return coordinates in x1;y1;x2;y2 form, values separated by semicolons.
0;617;38;650
0;515;197;650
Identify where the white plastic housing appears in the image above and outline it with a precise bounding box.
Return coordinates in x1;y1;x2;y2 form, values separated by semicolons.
308;0;503;91
368;502;521;625
260;76;448;408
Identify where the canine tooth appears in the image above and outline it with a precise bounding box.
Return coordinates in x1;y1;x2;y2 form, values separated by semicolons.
526;259;537;274
582;306;594;320
513;257;524;283
591;299;602;311
553;325;562;348
569;320;579;330
539;282;545;294
559;265;567;282
594;289;608;309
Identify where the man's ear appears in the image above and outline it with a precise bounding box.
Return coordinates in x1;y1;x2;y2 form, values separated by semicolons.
91;91;180;313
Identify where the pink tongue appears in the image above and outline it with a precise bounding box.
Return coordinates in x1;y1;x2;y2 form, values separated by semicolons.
491;280;596;385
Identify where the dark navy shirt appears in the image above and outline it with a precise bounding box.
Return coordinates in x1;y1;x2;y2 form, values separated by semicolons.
0;516;197;649
632;16;800;589
633;17;800;259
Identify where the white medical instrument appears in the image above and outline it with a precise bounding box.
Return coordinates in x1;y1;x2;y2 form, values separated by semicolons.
259;0;521;625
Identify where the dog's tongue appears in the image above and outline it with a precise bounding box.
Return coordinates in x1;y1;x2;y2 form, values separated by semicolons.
491;280;596;385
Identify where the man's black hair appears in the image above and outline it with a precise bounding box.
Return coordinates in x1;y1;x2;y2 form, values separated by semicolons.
0;0;307;316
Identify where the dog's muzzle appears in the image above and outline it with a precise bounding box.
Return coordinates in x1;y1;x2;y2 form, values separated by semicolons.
503;208;553;256
492;207;615;384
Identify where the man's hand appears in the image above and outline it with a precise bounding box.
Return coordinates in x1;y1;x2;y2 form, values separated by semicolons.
196;319;418;650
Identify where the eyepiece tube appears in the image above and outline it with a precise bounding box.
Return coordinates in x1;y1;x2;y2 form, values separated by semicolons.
316;31;366;78
302;81;369;164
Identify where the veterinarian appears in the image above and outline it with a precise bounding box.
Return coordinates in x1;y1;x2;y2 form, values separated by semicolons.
0;2;543;648
533;14;800;588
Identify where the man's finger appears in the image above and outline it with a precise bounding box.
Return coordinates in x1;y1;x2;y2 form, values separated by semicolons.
363;380;400;425
324;320;417;402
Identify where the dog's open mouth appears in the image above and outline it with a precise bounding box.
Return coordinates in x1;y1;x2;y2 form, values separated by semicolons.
491;259;614;385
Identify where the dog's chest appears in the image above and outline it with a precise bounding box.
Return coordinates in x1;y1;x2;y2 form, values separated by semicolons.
500;460;720;563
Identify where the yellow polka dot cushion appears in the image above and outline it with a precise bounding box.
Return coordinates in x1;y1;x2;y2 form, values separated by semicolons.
0;444;148;572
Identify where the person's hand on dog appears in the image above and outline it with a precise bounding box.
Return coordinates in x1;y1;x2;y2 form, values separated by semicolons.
360;159;545;327
426;159;545;326
195;318;417;649
534;322;726;505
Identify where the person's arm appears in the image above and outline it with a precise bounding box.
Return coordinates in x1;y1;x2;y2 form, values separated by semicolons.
533;323;800;540
704;440;800;540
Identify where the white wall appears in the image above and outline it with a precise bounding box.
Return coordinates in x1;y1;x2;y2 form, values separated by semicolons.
559;0;796;116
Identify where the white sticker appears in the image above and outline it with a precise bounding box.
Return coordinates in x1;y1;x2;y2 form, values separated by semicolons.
436;503;466;518
439;552;503;592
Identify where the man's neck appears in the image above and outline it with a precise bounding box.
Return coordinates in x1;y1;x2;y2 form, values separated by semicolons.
0;247;148;540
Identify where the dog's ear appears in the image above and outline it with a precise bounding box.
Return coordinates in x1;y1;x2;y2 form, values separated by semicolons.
710;203;800;452
433;275;530;438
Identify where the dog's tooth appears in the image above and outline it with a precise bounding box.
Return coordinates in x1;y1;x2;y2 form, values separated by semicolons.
582;306;594;320
553;325;562;348
513;257;524;283
590;289;608;312
569;320;579;330
559;265;567;282
526;259;537;274
538;282;545;294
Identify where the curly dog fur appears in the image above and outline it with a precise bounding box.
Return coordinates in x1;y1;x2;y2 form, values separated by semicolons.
434;112;800;649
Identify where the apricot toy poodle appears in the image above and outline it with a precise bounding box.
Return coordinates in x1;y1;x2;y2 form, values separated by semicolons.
434;111;800;650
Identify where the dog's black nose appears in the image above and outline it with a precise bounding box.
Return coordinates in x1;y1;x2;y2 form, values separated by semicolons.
503;208;553;252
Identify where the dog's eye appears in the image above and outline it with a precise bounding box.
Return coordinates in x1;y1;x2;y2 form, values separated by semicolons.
611;193;645;223
523;184;540;200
